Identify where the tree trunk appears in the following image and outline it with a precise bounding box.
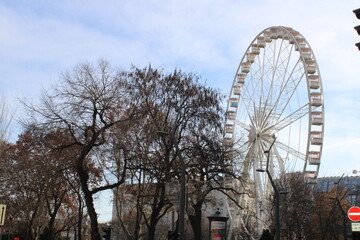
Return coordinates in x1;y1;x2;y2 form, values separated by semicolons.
189;201;203;240
84;190;101;240
147;220;157;240
48;216;56;240
147;204;161;240
77;145;101;240
26;197;41;240
147;184;165;240
77;197;83;240
47;190;66;240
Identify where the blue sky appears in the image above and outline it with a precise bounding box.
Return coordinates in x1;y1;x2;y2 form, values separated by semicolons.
1;0;360;222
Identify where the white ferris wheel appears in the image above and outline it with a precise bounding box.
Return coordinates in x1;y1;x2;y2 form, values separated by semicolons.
224;26;324;233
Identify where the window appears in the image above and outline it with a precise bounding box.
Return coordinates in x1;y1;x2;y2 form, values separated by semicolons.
348;194;358;206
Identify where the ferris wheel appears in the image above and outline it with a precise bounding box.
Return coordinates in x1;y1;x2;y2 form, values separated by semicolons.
224;26;324;234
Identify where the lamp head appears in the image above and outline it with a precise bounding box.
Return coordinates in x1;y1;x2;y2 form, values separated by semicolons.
156;131;170;137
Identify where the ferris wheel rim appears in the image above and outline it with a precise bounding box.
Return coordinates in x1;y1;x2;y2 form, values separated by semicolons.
225;25;324;181
225;26;325;235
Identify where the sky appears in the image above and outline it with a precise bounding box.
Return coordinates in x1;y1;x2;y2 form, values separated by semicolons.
1;0;360;222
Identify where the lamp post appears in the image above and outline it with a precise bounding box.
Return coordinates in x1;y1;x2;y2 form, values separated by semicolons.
157;112;186;240
256;138;280;240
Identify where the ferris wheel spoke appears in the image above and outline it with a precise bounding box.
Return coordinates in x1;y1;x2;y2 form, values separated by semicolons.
259;46;303;128
235;119;251;131
266;103;310;132
275;141;306;161
273;145;285;174
241;143;256;179
275;43;294;105
268;58;305;122
270;40;290;104
239;86;258;121
278;69;305;118
242;80;257;122
273;57;302;110
235;139;252;156
281;44;295;84
259;44;289;125
259;40;280;126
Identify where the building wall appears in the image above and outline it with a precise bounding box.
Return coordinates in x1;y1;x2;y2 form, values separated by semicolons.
316;176;360;206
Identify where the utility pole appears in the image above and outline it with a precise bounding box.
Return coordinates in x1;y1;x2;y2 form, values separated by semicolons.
257;138;280;240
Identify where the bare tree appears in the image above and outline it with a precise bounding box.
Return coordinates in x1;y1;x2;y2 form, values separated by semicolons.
21;60;139;240
184;116;241;240
111;65;228;240
278;173;315;239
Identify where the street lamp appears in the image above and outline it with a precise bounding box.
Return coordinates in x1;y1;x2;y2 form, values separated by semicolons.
256;138;280;240
157;121;186;240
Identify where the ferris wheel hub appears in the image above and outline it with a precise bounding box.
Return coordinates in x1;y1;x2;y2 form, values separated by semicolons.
248;123;275;145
